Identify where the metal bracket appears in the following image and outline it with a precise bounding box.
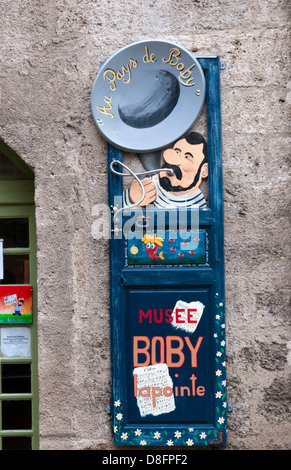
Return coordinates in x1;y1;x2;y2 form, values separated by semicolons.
193;54;226;69
208;430;224;445
194;54;218;59
227;402;233;412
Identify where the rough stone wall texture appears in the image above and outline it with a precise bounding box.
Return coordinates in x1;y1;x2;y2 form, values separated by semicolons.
0;0;290;450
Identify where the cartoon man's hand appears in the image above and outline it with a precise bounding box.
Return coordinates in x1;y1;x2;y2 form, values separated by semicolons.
129;178;156;206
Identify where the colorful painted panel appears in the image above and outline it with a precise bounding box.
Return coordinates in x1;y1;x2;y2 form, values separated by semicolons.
0;285;33;324
126;230;208;267
113;290;226;446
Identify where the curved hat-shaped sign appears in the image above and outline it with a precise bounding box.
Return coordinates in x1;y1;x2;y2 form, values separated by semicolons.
91;39;205;153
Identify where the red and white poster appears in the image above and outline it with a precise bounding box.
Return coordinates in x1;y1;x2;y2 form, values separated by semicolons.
0;285;33;324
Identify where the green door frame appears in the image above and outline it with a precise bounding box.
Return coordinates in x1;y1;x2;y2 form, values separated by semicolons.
0;141;39;450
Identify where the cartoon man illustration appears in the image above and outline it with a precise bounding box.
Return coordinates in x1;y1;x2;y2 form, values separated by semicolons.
13;297;24;315
123;132;208;208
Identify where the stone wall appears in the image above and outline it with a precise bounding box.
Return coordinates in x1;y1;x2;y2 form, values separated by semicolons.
0;0;290;450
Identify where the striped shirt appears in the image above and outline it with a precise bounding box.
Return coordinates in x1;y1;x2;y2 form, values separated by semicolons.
123;174;207;209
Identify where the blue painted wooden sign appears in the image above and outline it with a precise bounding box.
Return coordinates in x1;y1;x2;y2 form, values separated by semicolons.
92;44;227;447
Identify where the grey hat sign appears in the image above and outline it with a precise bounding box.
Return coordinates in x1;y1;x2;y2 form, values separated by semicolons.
91;40;205;153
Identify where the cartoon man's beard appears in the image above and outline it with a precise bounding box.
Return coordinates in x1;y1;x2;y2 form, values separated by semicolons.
159;162;203;193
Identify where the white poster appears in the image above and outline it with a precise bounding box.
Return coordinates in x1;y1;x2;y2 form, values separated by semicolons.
133;363;176;417
0;239;3;280
0;327;31;357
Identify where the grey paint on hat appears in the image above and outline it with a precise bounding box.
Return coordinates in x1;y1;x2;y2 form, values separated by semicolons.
91;39;205;153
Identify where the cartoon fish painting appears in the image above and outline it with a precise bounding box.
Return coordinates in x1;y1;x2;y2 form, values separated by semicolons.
189;250;196;255
169;239;175;243
193;237;200;242
141;234;165;260
181;241;189;246
170;247;176;252
177;252;184;258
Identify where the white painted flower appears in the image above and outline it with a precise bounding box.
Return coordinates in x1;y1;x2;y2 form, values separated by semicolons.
186;438;194;446
221;340;225;346
216;391;223;398
222;380;226;386
216;314;220;320
154;431;161;439
222;361;226;367
114;426;118;433
188;427;194;432
116;413;123;421
174;431;182;438
221;323;225;329
167;440;174;446
200;432;207;439
218;417;225;425
114;400;121;407
121;432;128;440
216;369;222;377
219;302;223;306
214;333;218;338
135;429;142;436
140;439;147;446
223;402;227;408
216;351;222;357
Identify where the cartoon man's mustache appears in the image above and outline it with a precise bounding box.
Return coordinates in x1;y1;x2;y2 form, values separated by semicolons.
161;162;182;180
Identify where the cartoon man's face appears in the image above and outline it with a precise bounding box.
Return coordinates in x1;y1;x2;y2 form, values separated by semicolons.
159;137;208;194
